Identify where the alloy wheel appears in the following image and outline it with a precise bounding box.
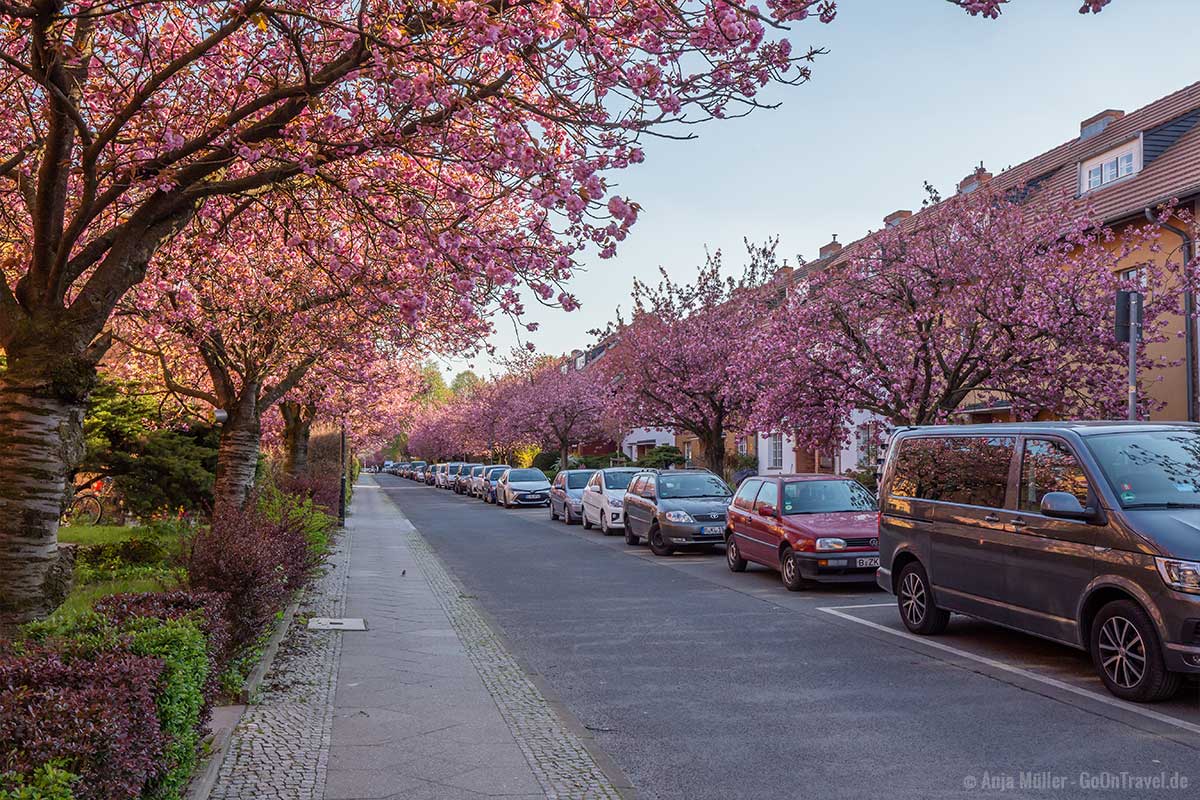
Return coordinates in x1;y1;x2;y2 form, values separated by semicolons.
726;539;739;567
900;571;927;627
782;554;798;586
1098;615;1146;690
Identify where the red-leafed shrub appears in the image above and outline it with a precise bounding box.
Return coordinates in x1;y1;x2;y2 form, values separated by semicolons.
277;472;339;514
94;590;233;699
184;497;317;650
0;646;165;800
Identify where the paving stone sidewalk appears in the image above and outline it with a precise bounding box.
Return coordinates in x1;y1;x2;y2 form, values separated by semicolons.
207;475;626;800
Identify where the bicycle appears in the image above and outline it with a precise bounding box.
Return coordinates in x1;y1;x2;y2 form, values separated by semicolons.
60;477;111;527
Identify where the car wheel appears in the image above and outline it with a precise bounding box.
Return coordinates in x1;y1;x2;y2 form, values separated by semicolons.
563;505;573;525
780;546;810;591
1091;599;1181;702
624;519;640;546
896;561;950;635
550;501;559;521
726;534;747;572
600;514;610;536
648;525;674;557
582;508;593;530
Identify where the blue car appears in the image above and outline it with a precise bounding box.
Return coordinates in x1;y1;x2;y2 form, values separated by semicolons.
481;465;511;504
550;469;598;525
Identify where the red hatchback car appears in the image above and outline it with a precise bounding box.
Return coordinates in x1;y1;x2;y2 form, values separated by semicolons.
725;474;880;590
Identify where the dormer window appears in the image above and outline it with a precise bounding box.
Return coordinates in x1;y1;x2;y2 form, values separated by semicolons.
1080;142;1140;194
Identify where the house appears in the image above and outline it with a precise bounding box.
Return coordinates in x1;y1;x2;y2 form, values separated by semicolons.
778;80;1200;470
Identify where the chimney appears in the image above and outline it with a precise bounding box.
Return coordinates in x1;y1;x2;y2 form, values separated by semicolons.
883;210;913;229
957;166;993;195
818;236;842;260
1080;109;1124;140
772;263;794;283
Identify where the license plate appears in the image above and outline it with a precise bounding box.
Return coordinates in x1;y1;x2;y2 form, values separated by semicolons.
524;494;543;500
701;526;724;536
856;557;880;568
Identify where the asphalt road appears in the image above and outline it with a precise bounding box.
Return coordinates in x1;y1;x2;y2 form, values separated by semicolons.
376;475;1200;800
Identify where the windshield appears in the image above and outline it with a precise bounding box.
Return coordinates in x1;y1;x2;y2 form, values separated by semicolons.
507;469;547;482
603;470;638;490
658;473;731;499
1085;429;1200;508
782;480;876;514
567;472;595;489
486;466;509;479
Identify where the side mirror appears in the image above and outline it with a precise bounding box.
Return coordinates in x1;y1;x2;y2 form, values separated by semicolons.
759;504;776;517
1040;491;1100;523
590;485;602;493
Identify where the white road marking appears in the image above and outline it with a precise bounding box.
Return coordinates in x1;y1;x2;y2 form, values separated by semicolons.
822;602;894;610
819;604;1200;737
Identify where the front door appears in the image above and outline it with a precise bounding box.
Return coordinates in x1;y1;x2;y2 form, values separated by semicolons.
1004;436;1097;643
751;480;784;567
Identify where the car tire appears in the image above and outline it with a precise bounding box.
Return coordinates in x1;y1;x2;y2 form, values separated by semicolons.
726;534;747;572
563;505;573;525
624;519;640;546
583;509;593;530
1090;599;1181;703
780;546;808;591
648;525;674;557
896;561;950;635
600;514;610;536
551;502;559;521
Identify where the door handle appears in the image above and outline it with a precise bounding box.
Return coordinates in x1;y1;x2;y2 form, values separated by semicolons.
1010;518;1027;528
983;513;1001;523
1093;545;1111;553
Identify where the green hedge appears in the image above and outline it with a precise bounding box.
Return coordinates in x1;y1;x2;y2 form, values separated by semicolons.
0;763;79;800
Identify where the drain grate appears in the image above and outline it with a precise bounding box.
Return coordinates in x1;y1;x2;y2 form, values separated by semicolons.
306;617;367;631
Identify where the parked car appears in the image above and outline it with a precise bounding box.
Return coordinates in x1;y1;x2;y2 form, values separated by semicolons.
426;464;441;486
455;464;483;494
877;421;1200;703
437;463;460;489
623;469;733;555
481;465;511;503
496;468;552;508
465;465;487;497
550;469;597;525
581;467;641;535
409;461;427;480
725;475;879;589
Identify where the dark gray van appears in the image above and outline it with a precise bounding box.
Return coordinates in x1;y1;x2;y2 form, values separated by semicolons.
877;422;1200;702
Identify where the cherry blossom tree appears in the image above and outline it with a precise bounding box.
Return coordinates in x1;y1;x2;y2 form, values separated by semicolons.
511;363;610;469
0;0;845;628
599;244;777;477
738;184;1179;452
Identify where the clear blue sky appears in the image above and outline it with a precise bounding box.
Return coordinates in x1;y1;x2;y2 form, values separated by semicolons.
445;0;1200;379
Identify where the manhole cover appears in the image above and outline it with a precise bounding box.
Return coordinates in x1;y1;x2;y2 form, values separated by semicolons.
307;617;367;631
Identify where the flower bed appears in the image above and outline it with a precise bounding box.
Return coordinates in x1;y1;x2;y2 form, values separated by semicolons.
0;482;337;799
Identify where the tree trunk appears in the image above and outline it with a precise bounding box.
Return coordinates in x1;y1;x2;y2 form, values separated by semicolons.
213;394;263;515
0;354;92;634
280;402;315;480
560;441;571;471
703;426;727;480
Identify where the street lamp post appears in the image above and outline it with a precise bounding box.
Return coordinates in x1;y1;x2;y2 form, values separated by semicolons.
338;424;347;526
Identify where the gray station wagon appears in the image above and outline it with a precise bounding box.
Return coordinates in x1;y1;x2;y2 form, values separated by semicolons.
877;421;1200;702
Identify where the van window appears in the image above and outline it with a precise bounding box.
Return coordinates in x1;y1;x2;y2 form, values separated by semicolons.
1019;439;1090;512
891;436;1015;509
733;479;762;510
755;481;779;514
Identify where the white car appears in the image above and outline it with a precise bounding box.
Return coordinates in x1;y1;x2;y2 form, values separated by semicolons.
496;468;552;508
581;467;642;535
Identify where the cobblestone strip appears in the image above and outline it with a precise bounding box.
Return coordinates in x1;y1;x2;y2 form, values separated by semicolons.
208;532;351;800
406;531;624;800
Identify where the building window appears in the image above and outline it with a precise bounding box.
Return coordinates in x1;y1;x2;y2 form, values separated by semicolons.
736;436;748;456
683;440;694;463
768;434;783;470
1081;145;1138;194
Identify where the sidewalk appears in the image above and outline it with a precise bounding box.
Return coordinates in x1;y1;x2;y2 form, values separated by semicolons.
208;475;627;800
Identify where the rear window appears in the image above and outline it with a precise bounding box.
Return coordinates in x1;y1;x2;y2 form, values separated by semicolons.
486;466;509;478
603;470;638;490
890;436;1015;509
567;471;595;489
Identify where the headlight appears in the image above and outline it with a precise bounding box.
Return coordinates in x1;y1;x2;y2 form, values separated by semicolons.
816;538;847;551
663;510;694;523
609;497;623;508
1156;557;1200;594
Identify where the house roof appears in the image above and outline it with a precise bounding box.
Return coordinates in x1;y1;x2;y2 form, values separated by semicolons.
800;80;1200;276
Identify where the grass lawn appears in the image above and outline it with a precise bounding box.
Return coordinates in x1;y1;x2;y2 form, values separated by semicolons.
52;523;189;621
58;524;143;547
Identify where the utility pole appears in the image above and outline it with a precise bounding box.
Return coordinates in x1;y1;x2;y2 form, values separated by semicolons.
338;424;347;526
1116;290;1141;420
